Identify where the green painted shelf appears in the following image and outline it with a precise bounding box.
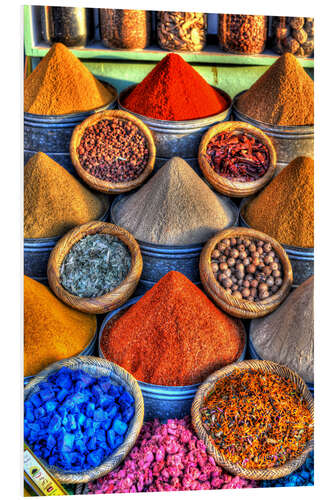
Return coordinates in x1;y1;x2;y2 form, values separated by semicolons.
24;6;314;68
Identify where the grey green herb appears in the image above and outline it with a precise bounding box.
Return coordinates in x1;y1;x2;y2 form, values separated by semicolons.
60;234;131;298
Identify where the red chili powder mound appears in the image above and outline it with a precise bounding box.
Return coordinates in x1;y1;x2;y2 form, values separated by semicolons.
101;271;245;386
122;53;229;121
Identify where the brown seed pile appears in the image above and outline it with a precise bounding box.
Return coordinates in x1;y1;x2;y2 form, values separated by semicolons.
211;237;283;301
113;157;235;246
99;9;151;49
77;118;149;183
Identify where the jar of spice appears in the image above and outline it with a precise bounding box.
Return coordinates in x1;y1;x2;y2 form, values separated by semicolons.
99;9;151;49
157;12;207;52
218;15;267;54
270;17;314;57
40;7;94;47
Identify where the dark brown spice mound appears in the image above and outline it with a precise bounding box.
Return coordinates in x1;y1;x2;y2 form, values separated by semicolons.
236;53;314;126
78;118;149;183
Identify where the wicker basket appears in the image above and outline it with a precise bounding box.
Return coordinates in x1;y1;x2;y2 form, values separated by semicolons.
191;359;314;480
198;121;276;198
199;227;293;319
24;356;144;484
47;221;143;314
70;109;156;194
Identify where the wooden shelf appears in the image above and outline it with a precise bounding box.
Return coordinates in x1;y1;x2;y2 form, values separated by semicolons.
24;6;314;68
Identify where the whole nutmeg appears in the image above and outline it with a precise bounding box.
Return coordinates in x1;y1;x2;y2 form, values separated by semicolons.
243;257;251;266
230;248;239;259
219;255;227;263
235;263;245;272
219;262;228;271
230;237;237;246
243;239;251;247
227;257;236;267
275;277;283;287
217;242;226;252
289;17;304;30
222;238;230;246
272;269;281;278
257;240;264;247
251;279;259;288
249;243;256;253
246;264;256;274
243;280;250;288
292;28;307;44
211;249;220;259
283;36;300;53
237;244;245;252
263;243;272;253
242;288;251;298
222;278;233;288
232;291;243;300
259;289;270;300
231;284;239;291
250;287;257;297
212;262;219;273
266;276;275;287
258;282;268;292
236;271;245;280
263;266;272;276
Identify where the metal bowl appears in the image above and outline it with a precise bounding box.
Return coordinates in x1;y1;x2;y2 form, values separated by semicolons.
98;296;247;421
118;85;232;160
111;194;239;291
233;91;314;172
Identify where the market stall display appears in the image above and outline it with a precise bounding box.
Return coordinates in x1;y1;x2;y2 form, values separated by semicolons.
249;276;314;387
23;7;315;495
47;221;143;314
24;276;96;378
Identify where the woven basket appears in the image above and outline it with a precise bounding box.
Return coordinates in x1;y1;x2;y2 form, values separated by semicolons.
70;109;156;194
24;356;144;484
47;221;143;314
198;121;277;198
191;359;314;480
199;227;293;319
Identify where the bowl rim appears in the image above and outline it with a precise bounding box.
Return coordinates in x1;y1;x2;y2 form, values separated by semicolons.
47;221;143;314
191;359;314;480
24;355;144;484
198;120;277;197
199;226;293;319
69;109;156;194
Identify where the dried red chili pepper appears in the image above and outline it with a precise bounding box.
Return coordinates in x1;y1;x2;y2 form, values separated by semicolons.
205;131;270;182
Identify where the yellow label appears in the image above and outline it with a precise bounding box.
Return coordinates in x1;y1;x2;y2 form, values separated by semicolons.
24;450;66;496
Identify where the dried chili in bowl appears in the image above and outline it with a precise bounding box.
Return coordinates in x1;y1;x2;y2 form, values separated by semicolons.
205;131;270;182
200;369;313;469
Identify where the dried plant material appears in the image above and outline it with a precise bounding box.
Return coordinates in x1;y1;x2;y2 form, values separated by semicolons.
60;234;131;298
157;12;206;52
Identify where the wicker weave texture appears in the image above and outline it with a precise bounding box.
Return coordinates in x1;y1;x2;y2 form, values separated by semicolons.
24;356;145;484
191;359;314;480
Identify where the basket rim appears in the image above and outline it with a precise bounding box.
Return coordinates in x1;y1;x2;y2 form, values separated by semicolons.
69;109;156;194
198;120;277;197
191;359;314;480
118;85;232;125
24;355;144;484
47;221;143;314
199;226;293;319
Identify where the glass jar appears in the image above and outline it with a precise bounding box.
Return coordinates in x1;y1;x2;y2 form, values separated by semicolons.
218;15;267;54
270;17;314;57
157;12;207;52
40;7;94;47
99;9;151;49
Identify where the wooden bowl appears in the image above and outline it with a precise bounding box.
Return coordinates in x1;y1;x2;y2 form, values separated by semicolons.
47;221;143;314
24;355;144;484
70;109;156;194
199;227;293;319
191;359;314;480
198;121;277;198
